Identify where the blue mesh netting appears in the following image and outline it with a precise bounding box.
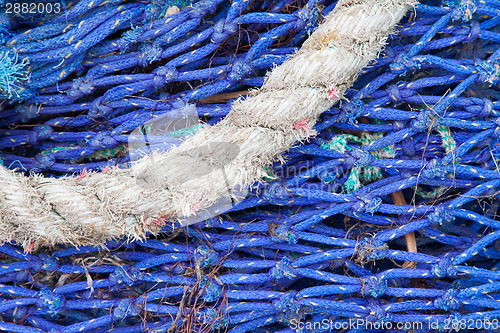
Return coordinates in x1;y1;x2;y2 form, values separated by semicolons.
2;0;500;332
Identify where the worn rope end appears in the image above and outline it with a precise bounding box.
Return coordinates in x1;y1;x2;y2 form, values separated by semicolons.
0;48;29;99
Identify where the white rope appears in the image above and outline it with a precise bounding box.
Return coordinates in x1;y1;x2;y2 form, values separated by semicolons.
0;0;417;249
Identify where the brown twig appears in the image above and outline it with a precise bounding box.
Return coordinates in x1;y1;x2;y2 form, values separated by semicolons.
198;91;248;104
390;191;417;269
168;285;190;333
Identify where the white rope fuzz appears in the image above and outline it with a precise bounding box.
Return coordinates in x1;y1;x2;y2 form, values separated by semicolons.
0;0;417;250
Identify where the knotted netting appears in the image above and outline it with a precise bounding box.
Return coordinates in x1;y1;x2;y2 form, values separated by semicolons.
2;0;500;332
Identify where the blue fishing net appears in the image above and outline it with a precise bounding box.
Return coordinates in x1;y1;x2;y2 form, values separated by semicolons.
1;0;500;332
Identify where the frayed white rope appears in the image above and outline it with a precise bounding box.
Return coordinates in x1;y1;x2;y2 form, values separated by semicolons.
0;0;417;249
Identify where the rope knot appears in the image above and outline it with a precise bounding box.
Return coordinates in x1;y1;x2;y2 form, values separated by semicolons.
428;204;455;225
32;153;55;172
144;2;164;22
118;27;142;52
362;276;388;298
202;307;228;329
340;99;364;124
475;60;500;86
410;110;434;132
421;158;446;180
190;0;219;19
445;0;476;21
28;125;53;146
347;148;373;168
109;266;138;286
293;7;319;33
390;53;421;76
113;298;140;320
227;59;254;82
318;166;343;184
272;291;302;324
434;288;460;310
194;245;220;268
138;43;163;67
153;66;178;89
270;257;297;281
36;288;64;315
353;194;382;214
89;132;119;150
15;104;39;122
67;78;93;98
431;257;458;278
355;238;388;263
212;20;238;44
89;96;113;118
271;224;298;244
366;298;391;324
199;276;222;303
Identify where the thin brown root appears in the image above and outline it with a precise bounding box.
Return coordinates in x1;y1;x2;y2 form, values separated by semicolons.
167;285;190;333
390;191;417;269
199;91;248;104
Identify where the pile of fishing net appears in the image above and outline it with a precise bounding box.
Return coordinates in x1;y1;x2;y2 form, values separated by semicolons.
2;0;500;332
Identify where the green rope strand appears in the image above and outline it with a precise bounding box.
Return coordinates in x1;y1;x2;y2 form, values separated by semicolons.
323;129;395;193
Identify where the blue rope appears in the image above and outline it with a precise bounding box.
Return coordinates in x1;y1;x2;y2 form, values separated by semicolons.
3;0;500;332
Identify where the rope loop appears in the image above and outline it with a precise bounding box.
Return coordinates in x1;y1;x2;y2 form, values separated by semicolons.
347;148;374;168
293;6;320;33
339;99;364;124
464;20;481;42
